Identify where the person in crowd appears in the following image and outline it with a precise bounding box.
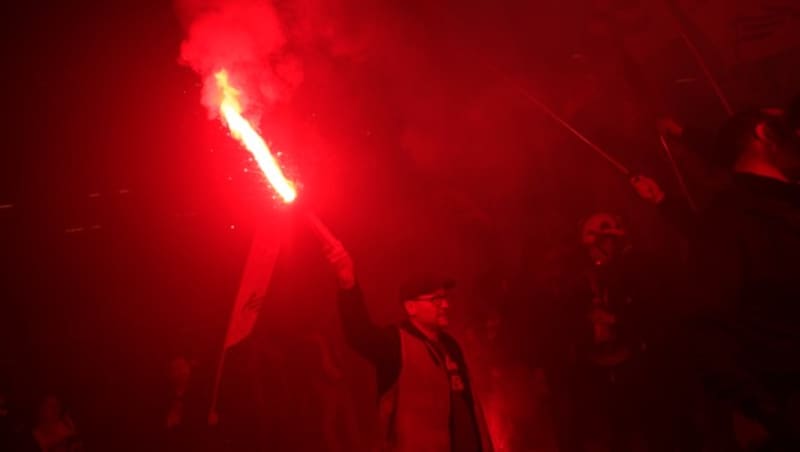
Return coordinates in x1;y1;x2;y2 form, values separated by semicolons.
159;355;205;451
306;331;362;452
684;107;800;450
543;212;688;452
31;395;83;452
308;215;494;452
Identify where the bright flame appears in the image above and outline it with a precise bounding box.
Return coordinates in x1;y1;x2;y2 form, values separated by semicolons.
214;70;297;203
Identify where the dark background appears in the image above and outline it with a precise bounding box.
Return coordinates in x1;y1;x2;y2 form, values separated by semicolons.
1;0;799;449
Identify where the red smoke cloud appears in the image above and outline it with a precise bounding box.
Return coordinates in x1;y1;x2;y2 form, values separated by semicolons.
176;0;304;118
173;0;552;207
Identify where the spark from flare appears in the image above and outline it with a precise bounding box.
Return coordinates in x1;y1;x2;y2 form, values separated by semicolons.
214;70;297;203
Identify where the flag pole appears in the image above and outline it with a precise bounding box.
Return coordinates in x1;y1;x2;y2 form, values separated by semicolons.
208;339;229;423
611;32;700;212
494;71;631;176
664;0;734;116
659;135;699;212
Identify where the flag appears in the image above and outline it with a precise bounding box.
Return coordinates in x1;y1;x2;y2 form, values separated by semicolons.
223;221;282;348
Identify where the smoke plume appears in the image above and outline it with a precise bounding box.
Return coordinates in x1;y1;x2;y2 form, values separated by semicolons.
176;0;304;119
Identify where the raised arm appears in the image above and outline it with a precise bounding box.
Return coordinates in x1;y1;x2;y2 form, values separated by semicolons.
307;214;399;369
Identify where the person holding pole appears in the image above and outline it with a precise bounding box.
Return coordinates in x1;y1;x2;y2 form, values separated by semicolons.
683;107;800;450
308;215;493;452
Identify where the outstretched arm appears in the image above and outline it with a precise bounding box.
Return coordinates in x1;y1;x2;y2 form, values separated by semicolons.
307;214;400;383
630;174;697;236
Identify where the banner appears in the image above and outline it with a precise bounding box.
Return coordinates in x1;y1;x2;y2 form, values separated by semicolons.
224;221;282;348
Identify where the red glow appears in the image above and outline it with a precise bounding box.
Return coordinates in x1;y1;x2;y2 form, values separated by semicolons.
214;70;297;203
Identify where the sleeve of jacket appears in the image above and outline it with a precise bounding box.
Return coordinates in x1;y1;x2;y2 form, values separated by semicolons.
337;284;401;395
683;211;769;416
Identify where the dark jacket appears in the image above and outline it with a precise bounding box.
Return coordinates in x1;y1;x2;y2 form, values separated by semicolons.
337;285;489;452
687;174;800;418
545;250;677;370
337;286;474;398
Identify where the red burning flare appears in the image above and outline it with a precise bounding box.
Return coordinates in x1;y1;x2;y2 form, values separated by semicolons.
214;70;297;203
